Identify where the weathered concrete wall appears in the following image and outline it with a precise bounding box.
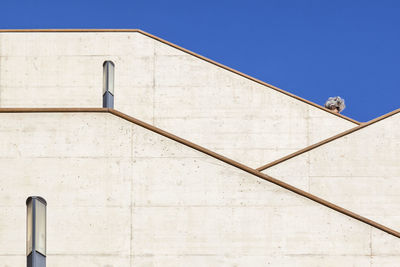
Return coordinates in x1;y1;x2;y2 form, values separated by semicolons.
0;113;133;267
264;112;400;231
0;112;398;266
0;32;357;167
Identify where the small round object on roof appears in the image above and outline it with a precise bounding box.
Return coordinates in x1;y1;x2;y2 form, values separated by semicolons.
325;96;346;112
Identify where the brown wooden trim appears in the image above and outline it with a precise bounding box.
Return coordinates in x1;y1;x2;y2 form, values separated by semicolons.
0;29;140;32
257;108;400;171
0;29;360;125
0;107;397;238
0;107;108;113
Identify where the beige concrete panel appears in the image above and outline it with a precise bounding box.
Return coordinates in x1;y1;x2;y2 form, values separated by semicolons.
264;153;310;190
307;107;357;145
254;256;371;267
47;255;131;267
131;206;371;256
0;56;102;88
0;32;153;57
132;255;371;267
133;255;224;267
0;86;101;108
48;207;130;255
308;138;398;178
0;256;25;267
0;255;132;267
144;126;307;164
371;256;400;266
0;207;25;254
153;118;308;146
0;158;132;207
0;113;132;158
131;157;313;207
153;83;308;118
308;114;400;177
155;40;187;56
114;56;154;88
371;225;400;255
132;124;203;159
309;176;400;217
154;54;220;87
115;86;154;123
0;55;101;107
110;40;155;121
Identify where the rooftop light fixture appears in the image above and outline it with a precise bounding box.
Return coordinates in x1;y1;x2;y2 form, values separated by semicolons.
26;196;47;267
103;61;115;108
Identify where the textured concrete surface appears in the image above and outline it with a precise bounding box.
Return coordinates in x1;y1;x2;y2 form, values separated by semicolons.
264;112;400;231
0;32;357;168
0;112;397;266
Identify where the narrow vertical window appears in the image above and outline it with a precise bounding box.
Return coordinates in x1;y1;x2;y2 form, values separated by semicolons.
103;61;115;108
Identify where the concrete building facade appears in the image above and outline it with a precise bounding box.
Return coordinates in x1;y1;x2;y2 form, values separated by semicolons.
0;30;358;167
0;30;398;266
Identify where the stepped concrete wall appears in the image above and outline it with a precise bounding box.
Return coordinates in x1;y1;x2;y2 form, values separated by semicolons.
0;32;356;168
264;112;400;231
0;112;398;267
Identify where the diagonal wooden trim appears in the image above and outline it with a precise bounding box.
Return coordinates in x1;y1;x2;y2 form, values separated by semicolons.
109;109;399;238
0;107;397;238
0;28;360;125
257;108;400;171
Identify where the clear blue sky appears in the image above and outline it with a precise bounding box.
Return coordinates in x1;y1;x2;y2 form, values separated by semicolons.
1;0;399;121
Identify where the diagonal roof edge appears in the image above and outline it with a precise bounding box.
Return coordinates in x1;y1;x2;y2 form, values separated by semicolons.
0;107;397;238
0;28;360;125
257;108;400;172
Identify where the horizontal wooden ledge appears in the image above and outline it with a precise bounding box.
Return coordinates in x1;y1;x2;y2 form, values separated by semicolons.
0;107;108;113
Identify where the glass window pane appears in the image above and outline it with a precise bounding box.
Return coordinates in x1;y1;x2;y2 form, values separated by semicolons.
103;61;115;95
26;200;33;256
108;63;114;95
103;62;108;95
35;200;46;255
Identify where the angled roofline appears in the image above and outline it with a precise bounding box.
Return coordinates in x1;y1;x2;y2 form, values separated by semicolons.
0;107;397;238
0;29;360;125
257;108;400;171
